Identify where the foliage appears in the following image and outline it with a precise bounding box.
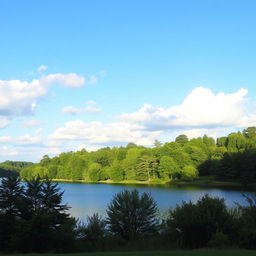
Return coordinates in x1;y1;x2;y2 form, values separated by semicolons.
106;189;159;240
78;213;106;245
18;127;256;185
166;194;232;249
0;176;75;253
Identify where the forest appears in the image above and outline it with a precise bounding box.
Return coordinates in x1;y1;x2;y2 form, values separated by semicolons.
7;126;256;184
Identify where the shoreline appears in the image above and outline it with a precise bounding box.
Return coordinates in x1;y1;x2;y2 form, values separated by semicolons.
50;177;256;189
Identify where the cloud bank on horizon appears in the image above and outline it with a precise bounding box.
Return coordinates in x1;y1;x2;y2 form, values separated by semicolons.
0;68;255;162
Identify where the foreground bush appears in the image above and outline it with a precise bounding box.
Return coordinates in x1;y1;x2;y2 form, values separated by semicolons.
165;194;235;249
106;189;159;240
0;176;76;252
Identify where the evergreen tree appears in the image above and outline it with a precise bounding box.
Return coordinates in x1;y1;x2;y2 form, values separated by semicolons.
107;190;159;240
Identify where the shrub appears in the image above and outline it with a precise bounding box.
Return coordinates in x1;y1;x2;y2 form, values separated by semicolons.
106;189;159;240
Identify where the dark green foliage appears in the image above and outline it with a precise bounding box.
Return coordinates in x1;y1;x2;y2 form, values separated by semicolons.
0;161;32;177
217;137;227;147
1;160;34;168
1;176;256;252
236;193;256;249
166;194;232;249
0;176;75;253
0;176;24;218
175;134;189;145
78;213;106;247
243;127;256;139
106;190;159;240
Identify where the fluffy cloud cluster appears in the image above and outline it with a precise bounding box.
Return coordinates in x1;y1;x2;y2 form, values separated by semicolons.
0;72;85;126
42;73;85;88
22;120;44;128
49;87;256;149
119;87;251;129
62;100;101;115
0;79;47;117
50;120;161;146
0;134;42;147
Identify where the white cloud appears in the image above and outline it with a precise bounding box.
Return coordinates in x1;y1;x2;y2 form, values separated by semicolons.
119;87;251;129
15;134;42;146
50;87;256;149
38;65;48;72
0;146;18;157
0;72;85;118
62;101;101;115
0;136;11;143
89;75;98;85
49;120;161;146
180;127;231;139
22;120;44;128
0;116;10;128
62;106;82;115
42;73;85;88
0;79;47;117
84;100;101;113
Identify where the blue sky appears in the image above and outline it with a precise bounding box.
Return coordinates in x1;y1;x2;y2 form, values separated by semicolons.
0;0;256;162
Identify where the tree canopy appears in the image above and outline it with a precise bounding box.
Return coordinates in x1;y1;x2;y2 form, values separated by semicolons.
17;127;256;184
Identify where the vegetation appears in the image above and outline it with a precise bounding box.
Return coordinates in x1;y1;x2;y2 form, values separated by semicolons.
0;176;76;252
0;160;33;177
18;127;256;185
0;251;256;256
1;176;256;253
106;190;159;240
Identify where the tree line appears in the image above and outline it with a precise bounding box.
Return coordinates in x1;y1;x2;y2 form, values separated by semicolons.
0;176;255;252
18;127;256;184
0;161;33;178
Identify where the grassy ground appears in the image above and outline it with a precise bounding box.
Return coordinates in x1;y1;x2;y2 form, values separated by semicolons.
2;250;256;256
51;179;168;185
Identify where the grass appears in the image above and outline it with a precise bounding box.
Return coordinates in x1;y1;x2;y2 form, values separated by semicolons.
2;250;256;256
51;179;168;185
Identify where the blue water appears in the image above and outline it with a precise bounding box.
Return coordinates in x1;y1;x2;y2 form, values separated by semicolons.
58;182;253;221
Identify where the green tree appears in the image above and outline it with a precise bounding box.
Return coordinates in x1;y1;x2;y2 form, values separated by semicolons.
166;194;231;248
108;161;124;181
180;165;198;180
106;190;159;240
136;155;158;181
154;139;162;148
0;176;24;218
175;134;189;146
243;127;256;139
123;148;143;180
226;132;246;152
81;213;106;242
203;134;215;148
88;163;102;181
217;136;227;147
126;142;138;149
0;177;26;250
158;156;179;180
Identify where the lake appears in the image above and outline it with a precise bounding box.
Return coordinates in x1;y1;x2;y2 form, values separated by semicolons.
58;182;254;221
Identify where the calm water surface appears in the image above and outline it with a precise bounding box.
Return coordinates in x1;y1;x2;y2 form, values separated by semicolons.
58;182;254;221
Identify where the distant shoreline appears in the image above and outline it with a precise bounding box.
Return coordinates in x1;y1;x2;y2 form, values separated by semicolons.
50;177;256;189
